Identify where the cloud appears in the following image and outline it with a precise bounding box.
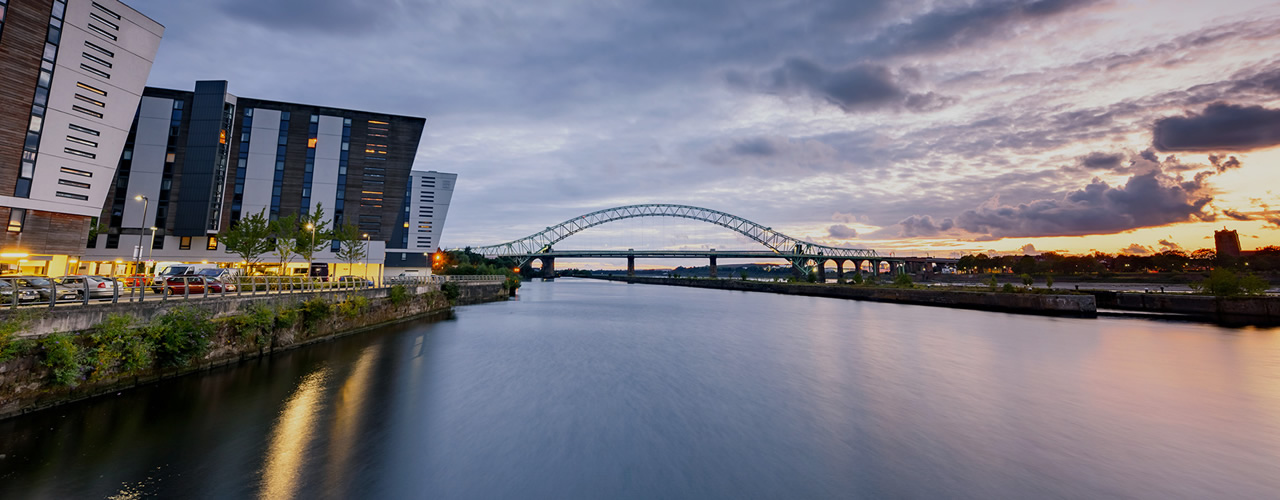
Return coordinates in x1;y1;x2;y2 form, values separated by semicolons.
218;0;405;34
1222;209;1253;221
898;215;955;237
1157;239;1183;252
731;58;954;113
865;0;1102;56
1021;243;1040;255
1207;154;1243;173
827;224;859;239
953;170;1214;239
1121;244;1153;256
1152;103;1280;152
1080;152;1124;170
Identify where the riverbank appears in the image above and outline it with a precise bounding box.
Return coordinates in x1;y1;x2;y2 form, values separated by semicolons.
0;282;508;420
588;276;1096;317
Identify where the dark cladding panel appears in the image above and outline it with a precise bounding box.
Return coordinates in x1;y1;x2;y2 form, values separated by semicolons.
172;80;228;236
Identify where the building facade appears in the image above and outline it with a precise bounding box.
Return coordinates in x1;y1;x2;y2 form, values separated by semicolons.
386;170;456;275
83;80;427;277
0;0;162;275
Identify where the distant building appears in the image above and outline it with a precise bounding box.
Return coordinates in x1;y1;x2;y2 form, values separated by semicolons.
82;80;427;277
0;0;163;275
385;170;456;275
1215;229;1242;257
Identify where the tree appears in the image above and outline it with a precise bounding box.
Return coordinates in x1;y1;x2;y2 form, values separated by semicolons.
1191;268;1270;297
221;210;273;272
333;223;367;275
270;213;301;275
295;203;332;268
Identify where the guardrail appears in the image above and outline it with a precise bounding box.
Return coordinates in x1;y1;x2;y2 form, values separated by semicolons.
0;275;508;310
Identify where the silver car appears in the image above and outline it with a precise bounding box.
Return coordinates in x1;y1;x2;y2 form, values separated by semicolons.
54;275;123;299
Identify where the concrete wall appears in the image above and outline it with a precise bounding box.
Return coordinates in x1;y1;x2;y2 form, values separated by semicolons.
1090;291;1280;322
594;276;1096;317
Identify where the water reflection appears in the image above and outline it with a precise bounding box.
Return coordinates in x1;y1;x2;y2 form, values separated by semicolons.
259;368;329;500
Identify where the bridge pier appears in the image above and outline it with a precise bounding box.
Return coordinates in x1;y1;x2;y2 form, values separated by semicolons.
541;256;555;281
709;256;719;279
836;260;845;283
815;259;827;283
627;255;635;277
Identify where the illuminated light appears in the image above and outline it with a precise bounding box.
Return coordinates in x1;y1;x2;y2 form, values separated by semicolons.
513;268;520;273
306;223;314;230
220;129;227;144
0;252;30;258
69;259;78;263
308;138;318;148
368;120;389;125
115;259;123;263
201;260;208;264
134;194;143;201
403;222;409;228
19;259;28;263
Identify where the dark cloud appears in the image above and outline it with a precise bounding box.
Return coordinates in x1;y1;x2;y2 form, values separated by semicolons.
866;0;1101;56
827;224;859;239
1152;103;1280;152
1222;209;1253;221
1157;239;1183;252
733;58;954;113
218;0;404;34
729;137;778;157
1121;244;1153;256
1081;152;1124;170
1207;154;1242;173
898;215;954;237
953;170;1213;239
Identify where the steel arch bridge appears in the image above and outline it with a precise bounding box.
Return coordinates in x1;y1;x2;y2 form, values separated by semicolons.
457;204;879;261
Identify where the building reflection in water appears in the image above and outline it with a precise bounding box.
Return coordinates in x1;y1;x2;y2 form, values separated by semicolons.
259;368;330;500
325;344;383;492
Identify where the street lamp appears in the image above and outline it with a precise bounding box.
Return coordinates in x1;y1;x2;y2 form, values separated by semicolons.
306;223;315;285
362;233;370;282
134;195;149;277
147;226;157;275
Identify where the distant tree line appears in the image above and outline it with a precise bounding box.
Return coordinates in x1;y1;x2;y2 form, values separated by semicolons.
956;247;1280;275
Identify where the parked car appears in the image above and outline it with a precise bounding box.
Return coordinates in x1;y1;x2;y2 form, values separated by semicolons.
54;275;123;299
0;280;40;303
8;276;81;301
195;268;241;281
151;264;222;291
335;275;374;287
161;275;237;295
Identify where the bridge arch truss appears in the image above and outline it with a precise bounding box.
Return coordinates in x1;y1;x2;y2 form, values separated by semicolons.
460;204;878;260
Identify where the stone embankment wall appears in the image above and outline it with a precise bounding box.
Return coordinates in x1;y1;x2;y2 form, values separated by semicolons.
1089;291;1280;322
591;276;1096;317
0;282;507;420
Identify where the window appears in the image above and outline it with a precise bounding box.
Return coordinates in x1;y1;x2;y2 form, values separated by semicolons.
82;52;112;68
61;166;92;177
66;135;97;148
179;237;191;250
75;93;106;107
80;63;110;79
87;24;116;41
64;147;95;159
56;191;88;200
84;40;113;58
68;123;100;136
166;153;175;163
206;236;218;250
7;209;26;233
58;178;90;189
76;82;107;96
91;2;121;20
72;105;103;118
89;13;118;30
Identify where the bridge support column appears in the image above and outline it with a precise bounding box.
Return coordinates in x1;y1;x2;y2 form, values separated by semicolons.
836;260;845;283
627;256;635;277
542;257;555;281
816;259;827;283
873;260;880;279
709;256;718;279
791;259;803;280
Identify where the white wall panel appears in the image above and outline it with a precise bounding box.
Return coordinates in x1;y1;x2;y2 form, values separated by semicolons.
240;109;282;219
121;96;172;229
309;115;343;217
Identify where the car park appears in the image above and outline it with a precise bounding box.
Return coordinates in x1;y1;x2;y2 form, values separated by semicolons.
7;276;81;301
0;280;40;303
162;275;237;295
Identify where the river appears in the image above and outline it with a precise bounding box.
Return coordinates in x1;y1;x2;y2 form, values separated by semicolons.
2;278;1280;499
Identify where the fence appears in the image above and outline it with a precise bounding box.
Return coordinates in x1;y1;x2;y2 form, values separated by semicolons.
0;275;508;310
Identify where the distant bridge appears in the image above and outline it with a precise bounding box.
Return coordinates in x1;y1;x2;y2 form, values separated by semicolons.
454;204;955;279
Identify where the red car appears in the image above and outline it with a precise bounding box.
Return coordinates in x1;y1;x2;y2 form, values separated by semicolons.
162;276;236;295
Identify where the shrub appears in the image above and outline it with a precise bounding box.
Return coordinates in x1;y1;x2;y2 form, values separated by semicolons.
338;295;369;318
987;275;999;291
894;273;914;288
276;306;300;330
849;272;863;285
1191;268;1270;297
1046;275;1054;289
86;314;133;378
147;306;215;368
1002;283;1017;293
0;313;34;363
40;332;82;386
389;284;411;305
300;297;332;330
233;303;276;347
441;282;461;302
1020;273;1033;286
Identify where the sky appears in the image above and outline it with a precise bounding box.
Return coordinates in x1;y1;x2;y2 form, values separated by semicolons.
126;0;1280;268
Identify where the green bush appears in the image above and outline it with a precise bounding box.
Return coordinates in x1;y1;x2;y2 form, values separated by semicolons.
40;332;82;386
338;295;369;318
233;303;276;347
1191;268;1270;297
441;282;461;302
894;273;914;288
1020;273;1034;286
389;285;411;305
300;297;332;330
86;314;133;378
147;306;215;368
0;313;34;362
849;272;863;285
1002;283;1017;293
276;306;300;330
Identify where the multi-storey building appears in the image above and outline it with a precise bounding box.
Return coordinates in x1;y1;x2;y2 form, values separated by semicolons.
0;0;162;275
386;170;456;275
83;80;428;277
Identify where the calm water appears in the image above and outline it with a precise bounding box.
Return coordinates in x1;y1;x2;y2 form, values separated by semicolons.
2;279;1280;499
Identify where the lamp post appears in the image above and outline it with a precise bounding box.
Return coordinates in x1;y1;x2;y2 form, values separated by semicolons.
362;233;370;282
133;195;149;277
306;223;315;287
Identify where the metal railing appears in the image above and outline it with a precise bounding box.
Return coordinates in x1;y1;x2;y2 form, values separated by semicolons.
0;275;508;310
